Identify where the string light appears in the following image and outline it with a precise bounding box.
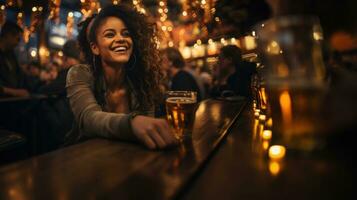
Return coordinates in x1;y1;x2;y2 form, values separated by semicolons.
0;4;6;26
132;0;146;14
16;12;23;28
81;0;100;18
67;12;74;38
157;0;173;48
6;0;16;7
49;0;61;24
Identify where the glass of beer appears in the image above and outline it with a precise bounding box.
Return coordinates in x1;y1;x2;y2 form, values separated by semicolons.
165;91;197;141
255;16;328;152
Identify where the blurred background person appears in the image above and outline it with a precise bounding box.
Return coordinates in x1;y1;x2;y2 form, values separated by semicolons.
0;21;30;97
210;45;256;98
25;61;44;92
36;40;80;152
37;40;80;95
162;47;203;101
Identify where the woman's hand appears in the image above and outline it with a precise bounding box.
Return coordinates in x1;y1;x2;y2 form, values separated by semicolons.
131;115;178;149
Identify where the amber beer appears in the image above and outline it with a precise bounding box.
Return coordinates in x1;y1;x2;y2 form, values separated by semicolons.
267;81;327;151
165;92;197;140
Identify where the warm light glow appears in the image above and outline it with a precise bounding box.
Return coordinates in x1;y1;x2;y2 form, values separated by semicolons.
58;51;63;57
38;7;43;12
30;50;37;57
269;145;286;160
262;130;272;140
39;47;47;56
252;31;256;37
269;161;281;176
1;5;5;10
261;23;265;27
68;12;73;17
215;17;220;22
244;36;256;50
17;12;23;17
220;38;227;45
207;41;217;55
113;0;119;5
313;31;323;41
252;119;259;140
164;8;168;13
266;118;273;128
159;1;164;6
32;7;37;12
266;40;281;55
197;39;202;45
181;47;191;59
279;91;292;124
182;11;187;16
168;41;174;47
133;0;138;5
167;26;172;32
201;0;207;5
259;87;267;110
50;36;66;46
158;8;163;13
254;111;260;117
262;140;270;150
259;114;266;122
161;26;167;31
230;38;237;45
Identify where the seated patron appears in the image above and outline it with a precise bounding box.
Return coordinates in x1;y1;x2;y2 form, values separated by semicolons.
161;47;204;101
211;45;256;98
0;21;30;97
65;5;177;149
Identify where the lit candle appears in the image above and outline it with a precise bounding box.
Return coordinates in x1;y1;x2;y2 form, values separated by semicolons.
259;114;266;122
262;130;272;140
269;145;286;160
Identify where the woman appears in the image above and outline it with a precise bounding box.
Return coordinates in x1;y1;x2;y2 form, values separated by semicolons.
66;5;177;149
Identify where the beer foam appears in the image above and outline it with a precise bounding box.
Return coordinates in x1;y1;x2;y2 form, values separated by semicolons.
166;97;196;104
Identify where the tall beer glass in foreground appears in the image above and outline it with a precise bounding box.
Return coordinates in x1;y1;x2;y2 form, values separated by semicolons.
165;91;197;141
255;16;327;152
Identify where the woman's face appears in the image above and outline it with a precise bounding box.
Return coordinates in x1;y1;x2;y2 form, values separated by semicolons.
91;17;133;66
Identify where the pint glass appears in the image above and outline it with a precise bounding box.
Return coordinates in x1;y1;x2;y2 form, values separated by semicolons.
165;91;197;141
255;16;327;151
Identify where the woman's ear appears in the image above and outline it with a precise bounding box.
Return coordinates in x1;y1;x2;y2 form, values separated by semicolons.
90;42;100;56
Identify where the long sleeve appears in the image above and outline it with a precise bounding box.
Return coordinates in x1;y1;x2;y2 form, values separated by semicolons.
66;64;136;141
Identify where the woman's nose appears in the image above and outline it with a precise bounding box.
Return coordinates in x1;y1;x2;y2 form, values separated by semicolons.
114;34;125;42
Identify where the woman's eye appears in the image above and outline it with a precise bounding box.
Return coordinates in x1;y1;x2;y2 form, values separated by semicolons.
104;32;115;38
122;30;131;37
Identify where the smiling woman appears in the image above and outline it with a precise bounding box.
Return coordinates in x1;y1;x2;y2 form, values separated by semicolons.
90;16;133;69
66;5;178;149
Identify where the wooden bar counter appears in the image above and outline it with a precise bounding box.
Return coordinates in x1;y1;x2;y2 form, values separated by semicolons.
0;99;353;200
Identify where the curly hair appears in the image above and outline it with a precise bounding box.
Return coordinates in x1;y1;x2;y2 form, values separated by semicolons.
87;4;163;111
77;13;97;64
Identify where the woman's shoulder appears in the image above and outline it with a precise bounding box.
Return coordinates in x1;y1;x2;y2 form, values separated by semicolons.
66;64;94;86
68;64;92;74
